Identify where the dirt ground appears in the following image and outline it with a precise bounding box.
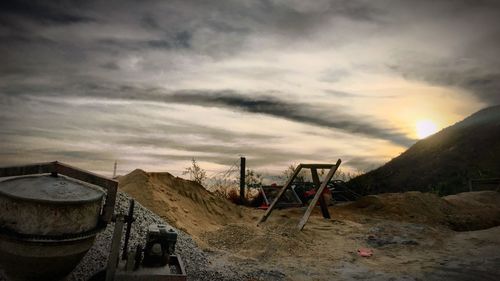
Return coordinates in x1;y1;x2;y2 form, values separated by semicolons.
119;171;500;281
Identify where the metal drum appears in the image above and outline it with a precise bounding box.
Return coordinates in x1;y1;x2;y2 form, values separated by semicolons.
0;162;117;281
0;175;104;235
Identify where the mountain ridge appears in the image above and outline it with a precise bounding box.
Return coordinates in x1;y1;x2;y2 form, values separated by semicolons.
347;105;500;195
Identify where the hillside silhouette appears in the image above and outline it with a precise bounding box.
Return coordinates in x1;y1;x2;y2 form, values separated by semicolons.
348;105;500;195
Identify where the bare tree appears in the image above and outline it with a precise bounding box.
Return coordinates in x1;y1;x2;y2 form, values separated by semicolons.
245;169;263;188
280;163;307;183
183;158;207;186
208;163;239;195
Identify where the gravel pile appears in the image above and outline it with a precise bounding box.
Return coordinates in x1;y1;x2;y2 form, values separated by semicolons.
1;192;283;281
69;192;226;281
0;192;221;281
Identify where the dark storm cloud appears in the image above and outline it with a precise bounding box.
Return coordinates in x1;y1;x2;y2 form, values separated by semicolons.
0;0;93;25
1;0;498;139
0;79;414;146
159;90;414;146
119;137;311;167
0;0;384;60
389;60;500;104
97;33;192;51
0;93;324;173
382;0;500;104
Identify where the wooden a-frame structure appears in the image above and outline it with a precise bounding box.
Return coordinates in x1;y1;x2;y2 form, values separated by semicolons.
257;159;341;230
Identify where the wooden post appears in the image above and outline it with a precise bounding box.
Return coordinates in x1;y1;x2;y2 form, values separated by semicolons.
106;215;124;281
297;159;341;230
113;160;117;178
311;168;331;219
257;160;341;230
240;157;246;203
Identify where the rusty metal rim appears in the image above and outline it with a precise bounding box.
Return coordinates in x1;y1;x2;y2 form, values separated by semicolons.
0;174;105;205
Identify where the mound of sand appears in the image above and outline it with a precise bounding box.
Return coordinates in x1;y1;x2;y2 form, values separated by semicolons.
443;191;500;231
117;170;500;280
118;169;243;238
202;218;314;261
341;191;500;231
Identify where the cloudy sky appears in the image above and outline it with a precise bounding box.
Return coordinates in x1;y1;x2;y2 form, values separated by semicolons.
1;0;499;178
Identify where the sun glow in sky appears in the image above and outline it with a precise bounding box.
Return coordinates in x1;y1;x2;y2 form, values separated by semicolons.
416;120;439;139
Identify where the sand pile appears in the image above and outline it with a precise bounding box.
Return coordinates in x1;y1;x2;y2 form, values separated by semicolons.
443;191;500;231
118;169;243;238
114;171;500;281
340;191;500;231
202;219;313;261
344;192;456;224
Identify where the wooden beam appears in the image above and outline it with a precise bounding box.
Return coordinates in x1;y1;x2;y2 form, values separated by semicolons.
106;215;125;281
300;164;336;169
239;157;246;203
297;159;341;230
311;168;330;219
257;164;303;224
0;161;56;177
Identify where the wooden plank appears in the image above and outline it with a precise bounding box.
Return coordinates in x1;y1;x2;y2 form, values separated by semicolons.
297;159;341;230
106;216;125;281
0;162;56;177
239;157;246;202
300;164;335;169
54;161;117;191
257;164;303;224
311;168;330;219
0;161;118;190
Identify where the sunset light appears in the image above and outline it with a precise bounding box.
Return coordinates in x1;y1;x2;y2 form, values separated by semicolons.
416;120;438;139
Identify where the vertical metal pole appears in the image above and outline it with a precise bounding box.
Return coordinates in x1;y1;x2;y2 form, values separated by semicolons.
240;157;246;203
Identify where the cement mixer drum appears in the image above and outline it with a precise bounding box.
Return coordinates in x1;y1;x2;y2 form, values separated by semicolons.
0;162;117;281
0;175;105;235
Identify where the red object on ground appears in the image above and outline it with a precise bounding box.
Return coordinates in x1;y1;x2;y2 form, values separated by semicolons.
357;248;374;257
304;188;332;206
258;203;269;210
304;189;316;198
